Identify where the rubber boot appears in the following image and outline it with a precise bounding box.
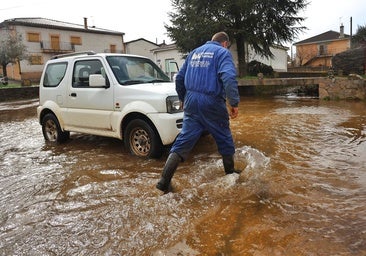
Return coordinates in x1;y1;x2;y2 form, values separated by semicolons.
156;152;181;192
222;155;241;175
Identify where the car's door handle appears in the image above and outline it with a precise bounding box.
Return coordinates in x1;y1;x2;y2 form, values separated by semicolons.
70;93;77;97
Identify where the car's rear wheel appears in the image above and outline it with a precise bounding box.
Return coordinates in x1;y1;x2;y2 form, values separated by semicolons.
124;119;163;158
41;113;70;143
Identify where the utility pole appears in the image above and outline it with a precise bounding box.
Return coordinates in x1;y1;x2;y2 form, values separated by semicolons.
350;16;353;48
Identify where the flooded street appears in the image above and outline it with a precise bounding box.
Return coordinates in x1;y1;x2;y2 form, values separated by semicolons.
0;97;365;255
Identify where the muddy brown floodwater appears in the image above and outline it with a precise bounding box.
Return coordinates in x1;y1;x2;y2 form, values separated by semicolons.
0;97;365;255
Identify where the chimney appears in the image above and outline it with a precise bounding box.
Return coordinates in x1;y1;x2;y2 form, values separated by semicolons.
339;23;344;38
84;17;88;29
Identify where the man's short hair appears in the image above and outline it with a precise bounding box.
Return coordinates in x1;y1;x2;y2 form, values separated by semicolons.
212;32;229;43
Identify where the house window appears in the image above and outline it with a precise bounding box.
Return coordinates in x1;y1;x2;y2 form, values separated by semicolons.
29;54;43;65
110;44;116;53
70;36;82;45
27;32;40;42
319;44;327;55
50;35;60;50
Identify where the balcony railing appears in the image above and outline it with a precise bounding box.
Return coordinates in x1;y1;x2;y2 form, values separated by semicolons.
39;41;125;54
40;41;75;54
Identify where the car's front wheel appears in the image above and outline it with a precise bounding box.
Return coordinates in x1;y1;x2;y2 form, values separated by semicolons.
124;119;163;158
41;113;70;143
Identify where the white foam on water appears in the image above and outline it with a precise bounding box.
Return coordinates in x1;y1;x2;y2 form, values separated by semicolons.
198;172;240;191
236;145;271;172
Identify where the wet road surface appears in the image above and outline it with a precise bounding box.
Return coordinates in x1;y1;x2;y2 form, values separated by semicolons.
0;97;365;255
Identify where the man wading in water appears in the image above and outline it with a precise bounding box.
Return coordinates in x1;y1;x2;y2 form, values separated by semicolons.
156;31;241;193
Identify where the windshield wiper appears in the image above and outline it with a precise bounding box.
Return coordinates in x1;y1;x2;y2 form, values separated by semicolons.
121;80;145;85
121;79;170;85
147;79;170;83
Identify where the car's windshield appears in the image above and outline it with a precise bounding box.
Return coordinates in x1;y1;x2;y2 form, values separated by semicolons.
106;56;171;85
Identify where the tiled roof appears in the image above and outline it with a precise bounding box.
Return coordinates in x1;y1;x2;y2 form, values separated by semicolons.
1;17;124;35
294;30;350;45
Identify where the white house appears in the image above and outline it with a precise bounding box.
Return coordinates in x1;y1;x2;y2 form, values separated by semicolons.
230;43;289;72
150;43;186;80
147;42;289;77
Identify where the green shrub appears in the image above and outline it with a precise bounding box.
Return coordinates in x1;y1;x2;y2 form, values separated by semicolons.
247;60;274;76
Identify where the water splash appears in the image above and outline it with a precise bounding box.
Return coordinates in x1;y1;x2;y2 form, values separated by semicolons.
236;145;270;172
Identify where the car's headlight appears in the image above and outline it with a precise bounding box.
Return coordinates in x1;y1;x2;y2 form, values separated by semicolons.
166;96;183;113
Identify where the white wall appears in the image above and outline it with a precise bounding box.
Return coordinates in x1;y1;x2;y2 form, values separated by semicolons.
152;49;185;71
231;43;288;72
124;40;288;78
151;43;288;76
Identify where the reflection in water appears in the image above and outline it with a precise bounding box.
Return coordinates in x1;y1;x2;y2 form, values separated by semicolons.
0;98;365;255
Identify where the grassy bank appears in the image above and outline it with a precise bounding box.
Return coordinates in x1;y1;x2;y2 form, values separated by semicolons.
0;83;22;89
0;78;23;89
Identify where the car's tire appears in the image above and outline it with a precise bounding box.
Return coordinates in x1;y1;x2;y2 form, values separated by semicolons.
41;113;70;143
124;119;163;158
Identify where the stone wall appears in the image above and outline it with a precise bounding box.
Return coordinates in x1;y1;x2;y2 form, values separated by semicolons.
1;77;365;102
0;86;39;102
238;76;366;100
319;76;366;100
238;77;322;97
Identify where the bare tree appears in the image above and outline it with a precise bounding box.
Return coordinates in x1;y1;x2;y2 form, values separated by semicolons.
0;29;28;77
295;47;315;66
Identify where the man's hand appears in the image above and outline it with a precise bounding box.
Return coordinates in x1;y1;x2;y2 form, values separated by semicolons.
229;106;239;119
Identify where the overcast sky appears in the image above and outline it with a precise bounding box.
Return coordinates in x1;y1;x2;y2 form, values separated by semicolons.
1;0;365;46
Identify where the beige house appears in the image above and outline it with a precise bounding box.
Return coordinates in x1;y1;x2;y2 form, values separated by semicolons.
293;24;350;68
125;39;185;80
0;17;125;83
125;38;158;61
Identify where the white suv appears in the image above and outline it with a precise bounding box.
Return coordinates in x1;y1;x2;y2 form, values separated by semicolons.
37;51;183;158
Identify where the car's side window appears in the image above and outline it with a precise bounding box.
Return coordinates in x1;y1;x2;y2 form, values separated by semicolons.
72;59;104;88
43;62;67;87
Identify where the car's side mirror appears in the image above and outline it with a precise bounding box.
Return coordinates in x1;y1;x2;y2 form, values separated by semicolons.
89;74;109;88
